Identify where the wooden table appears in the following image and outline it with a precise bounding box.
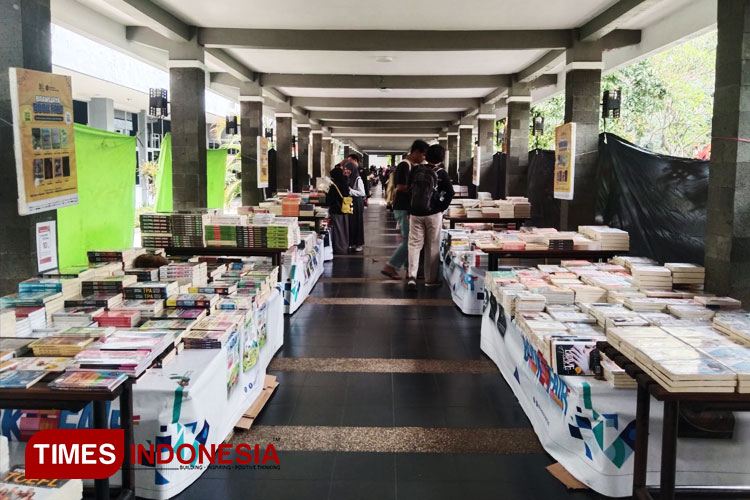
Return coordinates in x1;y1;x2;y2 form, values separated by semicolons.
598;342;750;500
444;216;529;229
483;249;625;270
164;246;289;281
0;376;135;500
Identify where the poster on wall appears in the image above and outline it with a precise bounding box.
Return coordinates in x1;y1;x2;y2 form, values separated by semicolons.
308;143;313;178
9;68;78;215
554;122;576;200
36;221;57;273
257;136;269;188
472;145;481;186
444;150;450;171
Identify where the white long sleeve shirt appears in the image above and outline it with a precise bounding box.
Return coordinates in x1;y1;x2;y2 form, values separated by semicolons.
349;176;366;197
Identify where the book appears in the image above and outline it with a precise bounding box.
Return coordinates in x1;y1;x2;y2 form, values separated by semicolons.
49;371;128;391
54;326;115;338
64;293;123;309
93;310;141;328
551;338;601;376
72;349;152;376
29;337;94;356
0;370;46;389
0;357;72;372
0;466;83;499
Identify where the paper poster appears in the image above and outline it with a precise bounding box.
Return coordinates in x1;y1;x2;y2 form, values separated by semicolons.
9;68;78;215
257;136;269;188
554;122;576;200
36;220;57;273
308;141;313;178
472;145;481;186
444;150;450;171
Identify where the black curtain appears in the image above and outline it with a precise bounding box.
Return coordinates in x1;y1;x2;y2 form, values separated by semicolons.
526;149;559;228
492;152;506;200
267;148;277;196
596;133;708;264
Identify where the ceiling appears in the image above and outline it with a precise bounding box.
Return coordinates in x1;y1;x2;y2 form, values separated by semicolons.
57;0;712;152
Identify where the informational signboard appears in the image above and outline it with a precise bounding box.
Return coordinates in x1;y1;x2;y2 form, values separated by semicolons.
472;145;481;186
257;136;269;188
35;220;57;273
9;68;78;215
554;122;576;200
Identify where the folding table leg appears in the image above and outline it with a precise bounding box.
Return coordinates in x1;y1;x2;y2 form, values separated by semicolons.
93;400;110;500
633;384;651;495
660;400;679;500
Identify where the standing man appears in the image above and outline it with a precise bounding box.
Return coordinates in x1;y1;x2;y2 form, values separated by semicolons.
381;140;428;279
406;144;454;290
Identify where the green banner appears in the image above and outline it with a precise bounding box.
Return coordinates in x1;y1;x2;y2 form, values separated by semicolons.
57;124;136;267
154;133;228;211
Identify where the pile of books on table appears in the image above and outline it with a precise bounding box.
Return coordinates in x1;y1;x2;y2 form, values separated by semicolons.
0;309;15;337
18;277;80;299
81;276;137;296
578;226;630;251
1;291;64;324
159;262;208;287
87;248;146;269
140;213;173;248
630;266;673;290
93;310;141;328
171;213;210;247
125;267;160;282
124;281;178;300
508;197;531;218
51;306;102;327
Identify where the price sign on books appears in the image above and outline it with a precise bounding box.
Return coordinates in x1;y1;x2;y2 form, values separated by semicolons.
9;68;78;215
553;122;576;200
257;136;269;188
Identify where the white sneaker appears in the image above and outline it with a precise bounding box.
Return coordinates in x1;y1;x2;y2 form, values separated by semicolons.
354;246;364;252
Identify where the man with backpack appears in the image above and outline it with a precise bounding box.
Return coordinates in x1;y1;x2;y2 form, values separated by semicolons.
381;140;428;280
406;144;454;291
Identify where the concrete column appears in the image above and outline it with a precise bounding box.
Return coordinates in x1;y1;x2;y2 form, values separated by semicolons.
438;134;448;154
477;105;496;197
458;119;473;187
311;127;323;178
88;97;115;132
240;94;264;206
275;105;293;193
506;83;531;196
363;154;370;169
322;134;333;176
296;122;311;189
0;0;56;295
560;42;603;230
705;0;750;304
169;62;207;209
447;126;459;183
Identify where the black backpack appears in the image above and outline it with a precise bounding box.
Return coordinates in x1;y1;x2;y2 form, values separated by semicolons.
409;165;439;213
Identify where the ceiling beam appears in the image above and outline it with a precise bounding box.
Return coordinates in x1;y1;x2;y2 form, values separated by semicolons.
579;0;659;41
322;120;449;129
104;0;192;41
292;97;478;109
126;25;171;50
516;50;566;83
260;74;511;89
309;111;462;121
204;49;256;82
482;87;507;106
332;129;441;137
600;29;642;50
530;74;558;89
199;28;573;50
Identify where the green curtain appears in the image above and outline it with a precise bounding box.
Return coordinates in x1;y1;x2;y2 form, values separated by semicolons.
154;133;228;211
57;124;136;267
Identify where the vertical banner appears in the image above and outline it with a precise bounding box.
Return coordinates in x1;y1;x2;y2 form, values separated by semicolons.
472;145;481;186
257;136;269;188
444;150;450;172
36;221;58;272
9;68;78;215
554;122;576;200
308;142;313;178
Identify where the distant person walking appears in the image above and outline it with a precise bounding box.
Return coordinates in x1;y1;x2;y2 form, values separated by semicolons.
343;160;366;252
326;167;352;255
381;140;428;279
406;144;454;290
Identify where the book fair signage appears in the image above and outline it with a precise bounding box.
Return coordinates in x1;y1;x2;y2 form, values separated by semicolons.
554;122;576;200
257;136;269;188
9;68;78;215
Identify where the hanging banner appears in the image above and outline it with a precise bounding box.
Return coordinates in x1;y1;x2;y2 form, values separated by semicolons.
444;150;450;172
9;68;78;215
36;221;58;273
308;142;313;178
554;122;576;200
257;136;269;188
472;145;481;186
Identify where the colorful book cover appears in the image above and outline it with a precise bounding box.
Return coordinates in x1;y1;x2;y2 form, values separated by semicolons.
226;329;240;396
0;370;46;389
50;370;127;390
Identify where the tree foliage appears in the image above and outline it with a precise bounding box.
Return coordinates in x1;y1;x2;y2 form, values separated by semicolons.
528;30;716;158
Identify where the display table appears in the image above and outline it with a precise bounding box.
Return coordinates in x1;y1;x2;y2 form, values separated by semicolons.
482;249;624;271
444;216;528;229
0;290;284;499
0;378;135;500
442;252;485;315
599;342;750;500
479;295;750;497
164;247;287;281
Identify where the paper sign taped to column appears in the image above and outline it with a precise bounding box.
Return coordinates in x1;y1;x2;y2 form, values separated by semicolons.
472;145;481;186
554;122;576;200
36;221;58;273
257;136;269;188
9;68;78;215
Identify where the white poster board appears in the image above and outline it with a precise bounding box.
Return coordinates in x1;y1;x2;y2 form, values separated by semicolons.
35;220;57;272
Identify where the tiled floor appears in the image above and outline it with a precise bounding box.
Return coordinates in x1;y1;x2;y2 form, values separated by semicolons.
172;198;608;500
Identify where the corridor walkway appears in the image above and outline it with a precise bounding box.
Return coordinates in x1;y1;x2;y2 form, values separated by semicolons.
175;196;599;500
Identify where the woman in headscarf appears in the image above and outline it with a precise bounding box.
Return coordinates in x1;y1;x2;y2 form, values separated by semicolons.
343;161;366;252
326;166;351;255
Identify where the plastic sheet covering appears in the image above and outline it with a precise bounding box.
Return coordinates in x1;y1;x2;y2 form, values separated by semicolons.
154;133;228;211
58;124;136;267
526;149;559;228
596;133;708;264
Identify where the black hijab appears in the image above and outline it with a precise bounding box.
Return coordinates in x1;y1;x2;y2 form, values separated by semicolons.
343;160;360;189
330;167;350;196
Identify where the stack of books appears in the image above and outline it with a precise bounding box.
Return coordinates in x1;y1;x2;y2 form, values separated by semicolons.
152;308;207;320
81;276;137;296
547;237;575;251
547;310;596;324
124;281;178;300
447;206;466;218
124;268;160;282
630;266;673;290
0;309;16;337
171;213;209;247
87;248;146;269
49;371;128;391
578;226;630;251
52;306;103;326
43;265;97;281
64;293;123;309
159;262;208;287
513;291;546;312
509;197;531;218
667;304;715;320
110;299;164;319
0;339;32;360
183;328;237;349
666;263;705;290
281;196;300;216
188;283;237;295
140;213;173;247
18;277;80;299
0;356;72;372
567;284;608;304
94;330;173;354
694;296;742;310
495;201;515;219
600;352;637;389
0;370;47;388
71;349;153;377
713;313;750;344
29;337;94;356
54;326;116;338
165;293;219;310
204;225;238;247
0;291;64;324
93;310;141;328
